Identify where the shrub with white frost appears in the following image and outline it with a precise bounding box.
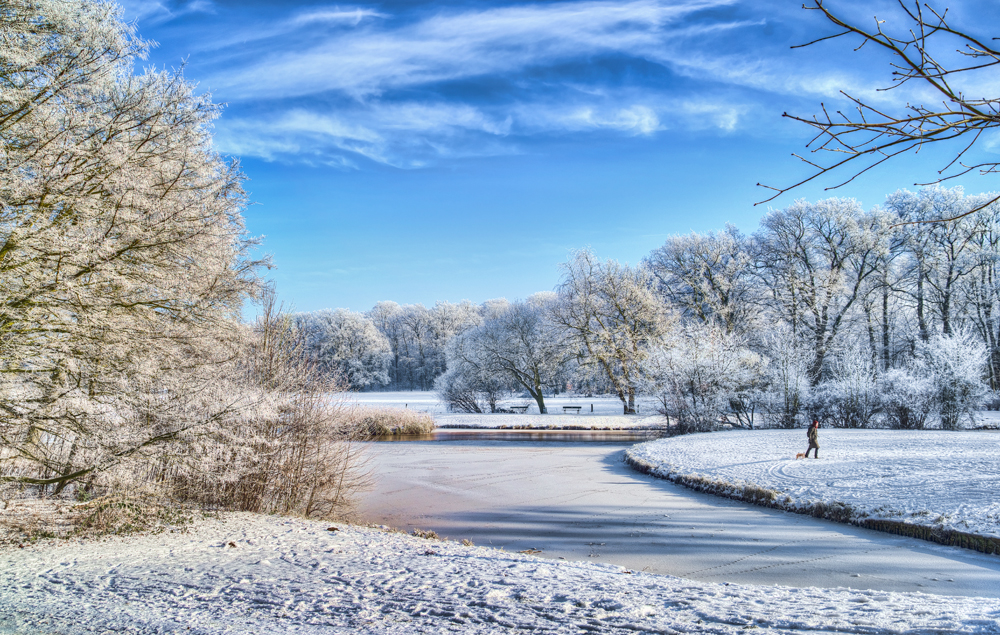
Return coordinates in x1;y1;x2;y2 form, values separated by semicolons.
878;367;934;429
916;330;989;429
644;325;764;434
810;347;881;428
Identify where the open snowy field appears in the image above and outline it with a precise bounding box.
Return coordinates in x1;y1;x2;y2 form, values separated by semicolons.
626;429;1000;541
2;513;998;635
342;391;663;428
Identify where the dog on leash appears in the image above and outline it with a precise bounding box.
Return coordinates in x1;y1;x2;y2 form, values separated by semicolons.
794;452;806;459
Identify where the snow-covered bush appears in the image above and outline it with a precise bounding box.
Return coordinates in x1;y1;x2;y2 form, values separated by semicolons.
343;406;434;436
917;330;989;429
434;365;508;414
760;326;810;428
171;291;370;519
878;367;934;429
810;347;881;428
644;325;761;434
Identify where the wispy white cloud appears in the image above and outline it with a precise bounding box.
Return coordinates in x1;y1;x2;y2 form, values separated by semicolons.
513;102;662;135
180;0;920;167
120;0;215;25
289;7;387;27
216;92;750;167
187;6;387;54
215;104;517;167
206;0;738;100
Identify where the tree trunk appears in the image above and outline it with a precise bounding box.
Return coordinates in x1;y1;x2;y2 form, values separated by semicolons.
532;369;547;414
916;266;929;341
881;284;891;371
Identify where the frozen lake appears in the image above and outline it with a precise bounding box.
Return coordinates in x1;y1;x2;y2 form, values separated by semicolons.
358;436;1000;598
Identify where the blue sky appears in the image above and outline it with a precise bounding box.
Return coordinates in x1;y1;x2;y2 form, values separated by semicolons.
119;0;1000;312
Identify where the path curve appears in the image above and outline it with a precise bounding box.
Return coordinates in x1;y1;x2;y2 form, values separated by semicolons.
358;440;1000;598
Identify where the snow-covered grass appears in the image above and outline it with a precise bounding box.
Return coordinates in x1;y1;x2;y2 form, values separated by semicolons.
626;429;1000;545
342;391;663;429
340;390;446;413
2;513;998;635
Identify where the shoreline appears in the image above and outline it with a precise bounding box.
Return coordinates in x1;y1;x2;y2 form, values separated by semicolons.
624;430;1000;556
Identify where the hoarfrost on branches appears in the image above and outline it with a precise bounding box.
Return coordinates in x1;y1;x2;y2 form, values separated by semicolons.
0;0;263;492
917;329;989;430
294;309;392;389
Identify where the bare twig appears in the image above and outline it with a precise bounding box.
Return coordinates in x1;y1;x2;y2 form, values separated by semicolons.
760;0;1000;212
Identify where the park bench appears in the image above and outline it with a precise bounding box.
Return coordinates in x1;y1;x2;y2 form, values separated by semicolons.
509;405;530;414
562;406;582;414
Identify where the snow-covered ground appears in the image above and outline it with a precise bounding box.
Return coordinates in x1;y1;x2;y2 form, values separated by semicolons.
339;390;447;413
341;391;663;428
626;429;1000;540
2;513;998;635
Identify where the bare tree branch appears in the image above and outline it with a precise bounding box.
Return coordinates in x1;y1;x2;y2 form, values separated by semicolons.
760;0;1000;216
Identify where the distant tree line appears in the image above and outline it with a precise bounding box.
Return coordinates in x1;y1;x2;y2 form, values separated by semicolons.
300;185;1000;430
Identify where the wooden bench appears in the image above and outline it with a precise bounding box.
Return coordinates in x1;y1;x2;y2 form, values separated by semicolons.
562;406;582;414
509;405;530;414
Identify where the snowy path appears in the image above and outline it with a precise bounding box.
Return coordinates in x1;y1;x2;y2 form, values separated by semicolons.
361;439;1000;597
2;514;998;635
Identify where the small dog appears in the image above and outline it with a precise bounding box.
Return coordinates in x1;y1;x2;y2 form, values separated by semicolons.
795;452;806;459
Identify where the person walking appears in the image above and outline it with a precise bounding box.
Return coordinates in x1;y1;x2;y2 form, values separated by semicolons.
806;420;820;459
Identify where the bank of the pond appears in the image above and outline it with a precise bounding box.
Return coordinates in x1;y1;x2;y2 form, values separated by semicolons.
433;412;664;429
624;429;1000;555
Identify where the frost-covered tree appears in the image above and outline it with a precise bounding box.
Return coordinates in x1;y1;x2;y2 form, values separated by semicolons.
917;330;989;430
446;297;573;414
0;0;261;489
294;310;392;390
368;301;407;387
754;199;886;384
435;331;510;414
480;297;511;320
645;225;760;336
947;195;1000;389
368;300;481;390
643;325;764;434
888;186;985;338
554;250;670;414
760;324;812;428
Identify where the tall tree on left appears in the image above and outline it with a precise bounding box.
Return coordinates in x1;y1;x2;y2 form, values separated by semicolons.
0;1;262;491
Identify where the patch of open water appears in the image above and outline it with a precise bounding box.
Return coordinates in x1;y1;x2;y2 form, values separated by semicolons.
375;428;661;443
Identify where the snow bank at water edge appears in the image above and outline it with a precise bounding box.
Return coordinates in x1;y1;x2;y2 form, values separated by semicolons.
341;392;662;426
625;429;1000;552
2;513;998;635
434;413;664;429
